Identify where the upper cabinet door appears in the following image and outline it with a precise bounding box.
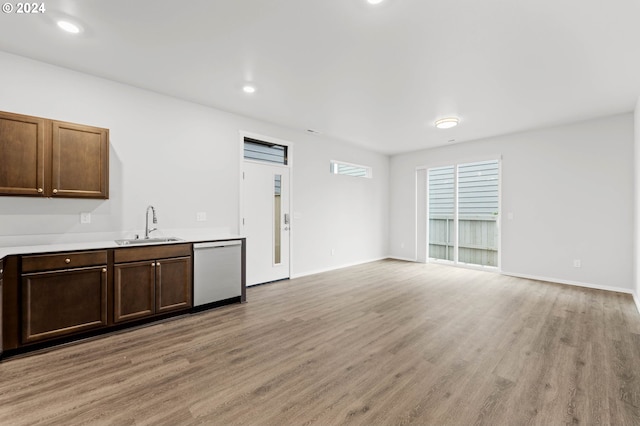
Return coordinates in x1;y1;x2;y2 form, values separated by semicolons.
0;111;110;199
51;121;109;199
0;111;47;196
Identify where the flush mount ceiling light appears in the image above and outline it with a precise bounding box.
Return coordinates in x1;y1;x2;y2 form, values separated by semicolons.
242;84;256;94
367;0;385;4
434;117;459;129
56;20;82;34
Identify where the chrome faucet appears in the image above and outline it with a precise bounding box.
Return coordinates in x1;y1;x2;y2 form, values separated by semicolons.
145;205;157;239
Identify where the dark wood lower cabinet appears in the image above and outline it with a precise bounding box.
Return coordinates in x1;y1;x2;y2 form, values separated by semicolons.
155;257;192;314
0;242;213;359
114;256;192;323
113;261;155;323
0;260;3;350
21;266;108;343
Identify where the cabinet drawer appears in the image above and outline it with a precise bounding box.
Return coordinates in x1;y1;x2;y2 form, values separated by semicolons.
114;243;192;263
22;250;108;273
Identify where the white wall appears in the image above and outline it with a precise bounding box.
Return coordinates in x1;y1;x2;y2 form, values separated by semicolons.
390;114;635;291
0;51;389;277
293;139;388;275
634;97;640;307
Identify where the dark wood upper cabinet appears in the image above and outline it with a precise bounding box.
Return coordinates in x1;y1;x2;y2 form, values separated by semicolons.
51;121;109;199
0;111;46;196
0;111;109;199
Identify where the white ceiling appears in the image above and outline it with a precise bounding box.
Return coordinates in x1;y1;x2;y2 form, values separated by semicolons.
1;0;639;155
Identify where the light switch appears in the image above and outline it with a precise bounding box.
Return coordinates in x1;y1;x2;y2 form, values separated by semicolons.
196;212;207;222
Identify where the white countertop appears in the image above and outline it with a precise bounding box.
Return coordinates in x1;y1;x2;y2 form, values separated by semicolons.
0;230;244;259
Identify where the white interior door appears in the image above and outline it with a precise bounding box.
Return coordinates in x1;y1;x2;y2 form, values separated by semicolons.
242;161;290;285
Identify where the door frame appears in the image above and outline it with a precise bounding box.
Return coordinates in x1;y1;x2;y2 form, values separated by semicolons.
238;131;294;282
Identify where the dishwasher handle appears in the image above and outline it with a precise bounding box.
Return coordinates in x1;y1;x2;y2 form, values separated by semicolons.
194;240;242;249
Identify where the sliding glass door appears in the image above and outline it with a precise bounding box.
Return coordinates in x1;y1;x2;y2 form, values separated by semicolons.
428;166;455;261
427;160;499;268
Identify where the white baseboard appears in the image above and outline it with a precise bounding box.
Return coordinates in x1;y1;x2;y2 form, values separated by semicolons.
387;255;417;262
292;262;640;314
291;257;389;279
501;270;633;295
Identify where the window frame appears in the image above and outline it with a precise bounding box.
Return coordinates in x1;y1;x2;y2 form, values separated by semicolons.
329;160;373;179
419;157;501;270
243;137;288;165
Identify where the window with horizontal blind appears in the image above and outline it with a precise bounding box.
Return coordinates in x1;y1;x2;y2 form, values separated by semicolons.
330;160;372;178
244;138;288;165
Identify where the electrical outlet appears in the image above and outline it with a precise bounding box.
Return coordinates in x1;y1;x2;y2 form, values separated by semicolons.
573;259;581;268
80;212;91;224
196;212;207;222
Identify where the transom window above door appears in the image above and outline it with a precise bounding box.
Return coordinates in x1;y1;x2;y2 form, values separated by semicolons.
243;138;288;165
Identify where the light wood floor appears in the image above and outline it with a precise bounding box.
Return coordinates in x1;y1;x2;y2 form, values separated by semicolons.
1;259;640;425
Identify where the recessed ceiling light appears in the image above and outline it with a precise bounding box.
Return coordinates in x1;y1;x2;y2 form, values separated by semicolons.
435;117;459;129
367;0;384;4
57;20;81;34
242;85;256;94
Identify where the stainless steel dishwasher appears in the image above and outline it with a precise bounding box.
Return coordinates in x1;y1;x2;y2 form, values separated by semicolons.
193;240;242;307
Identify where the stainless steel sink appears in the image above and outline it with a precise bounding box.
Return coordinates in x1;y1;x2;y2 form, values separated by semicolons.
115;237;183;246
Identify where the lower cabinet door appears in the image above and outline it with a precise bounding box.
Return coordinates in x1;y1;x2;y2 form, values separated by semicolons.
0;260;4;348
113;261;155;323
22;266;108;343
156;256;192;314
